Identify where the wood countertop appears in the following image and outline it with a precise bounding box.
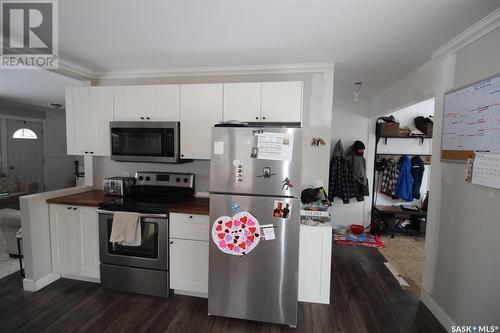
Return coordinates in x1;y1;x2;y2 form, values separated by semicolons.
46;190;111;207
47;190;210;215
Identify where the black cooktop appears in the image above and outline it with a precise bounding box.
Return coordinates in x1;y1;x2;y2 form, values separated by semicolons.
99;194;186;215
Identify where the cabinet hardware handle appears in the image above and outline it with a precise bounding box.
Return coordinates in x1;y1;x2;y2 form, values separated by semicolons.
181;154;184;157
146;117;150;120
85;151;88;154
140;117;144;120
90;152;94;154
67;207;72;210
255;117;259;120
73;207;77;210
262;117;266;120
189;216;193;219
170;241;173;244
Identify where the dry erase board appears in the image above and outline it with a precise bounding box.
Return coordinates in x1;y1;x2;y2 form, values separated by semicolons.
442;74;500;161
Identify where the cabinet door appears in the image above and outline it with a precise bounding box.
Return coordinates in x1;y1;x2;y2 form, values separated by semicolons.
223;83;262;122
89;87;114;156
180;84;223;159
298;224;332;304
170;239;209;293
114;86;147;121
261;81;303;123
146;85;180;121
73;206;100;279
49;204;76;274
65;88;90;155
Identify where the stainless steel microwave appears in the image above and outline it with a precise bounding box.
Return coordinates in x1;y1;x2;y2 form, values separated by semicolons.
110;121;180;163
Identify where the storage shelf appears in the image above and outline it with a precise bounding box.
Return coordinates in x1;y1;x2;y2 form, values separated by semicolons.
373;205;427;217
376;135;432;145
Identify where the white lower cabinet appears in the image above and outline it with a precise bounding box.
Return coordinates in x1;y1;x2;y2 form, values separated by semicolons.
169;239;209;294
49;204;100;280
169;212;209;296
298;224;332;304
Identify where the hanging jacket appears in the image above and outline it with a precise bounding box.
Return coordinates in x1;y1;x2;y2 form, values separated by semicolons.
328;140;356;204
411;155;425;199
380;158;399;197
346;142;369;201
395;155;414;201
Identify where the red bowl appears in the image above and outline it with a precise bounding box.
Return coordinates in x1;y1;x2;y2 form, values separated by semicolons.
350;224;365;234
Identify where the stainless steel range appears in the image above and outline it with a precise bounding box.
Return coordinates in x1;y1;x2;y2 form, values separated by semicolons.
98;171;195;297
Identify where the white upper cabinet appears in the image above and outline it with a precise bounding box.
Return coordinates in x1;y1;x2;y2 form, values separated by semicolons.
66;87;113;156
114;86;147;120
114;85;180;121
66;87;91;155
146;85;180;121
89;87;114;156
180;84;223;159
261;81;303;123
223;83;262;122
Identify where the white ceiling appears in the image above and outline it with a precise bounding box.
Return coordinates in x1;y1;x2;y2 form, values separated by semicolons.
0;69;84;108
1;1;498;108
57;0;498;100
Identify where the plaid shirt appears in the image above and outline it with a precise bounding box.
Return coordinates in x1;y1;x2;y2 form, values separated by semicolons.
380;159;399;196
329;155;356;204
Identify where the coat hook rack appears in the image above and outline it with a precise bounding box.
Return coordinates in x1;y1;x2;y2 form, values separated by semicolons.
311;137;326;146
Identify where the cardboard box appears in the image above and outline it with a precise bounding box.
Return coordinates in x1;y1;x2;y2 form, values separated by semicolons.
376;122;400;136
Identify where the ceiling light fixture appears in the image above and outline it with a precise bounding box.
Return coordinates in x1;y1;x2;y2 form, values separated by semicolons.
47;102;63;109
353;82;362;103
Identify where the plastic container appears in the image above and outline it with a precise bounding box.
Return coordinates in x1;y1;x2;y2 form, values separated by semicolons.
332;225;347;234
350;224;365;234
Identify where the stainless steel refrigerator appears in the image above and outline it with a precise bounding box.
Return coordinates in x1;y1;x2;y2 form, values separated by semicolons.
208;126;302;327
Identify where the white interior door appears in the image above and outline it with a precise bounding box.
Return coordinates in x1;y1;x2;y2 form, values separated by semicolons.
6;119;44;190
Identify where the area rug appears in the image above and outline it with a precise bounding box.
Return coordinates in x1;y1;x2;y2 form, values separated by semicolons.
0;254;20;280
333;233;385;249
378;235;425;295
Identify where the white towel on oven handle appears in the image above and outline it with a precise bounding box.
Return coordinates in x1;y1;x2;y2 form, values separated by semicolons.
109;211;141;246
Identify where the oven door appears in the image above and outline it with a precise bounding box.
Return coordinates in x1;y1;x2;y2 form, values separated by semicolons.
110;121;179;163
98;211;168;270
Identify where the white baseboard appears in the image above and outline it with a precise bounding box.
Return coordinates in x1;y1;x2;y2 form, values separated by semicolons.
23;272;60;292
420;290;455;332
60;273;100;283
174;289;208;298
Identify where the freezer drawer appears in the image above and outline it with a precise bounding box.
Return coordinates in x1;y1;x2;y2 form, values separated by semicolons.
208;193;300;326
210;127;302;198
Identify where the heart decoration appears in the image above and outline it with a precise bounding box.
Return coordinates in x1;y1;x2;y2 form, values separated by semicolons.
211;211;260;256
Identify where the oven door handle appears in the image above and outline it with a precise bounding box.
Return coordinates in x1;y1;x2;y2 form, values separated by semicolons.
97;209;168;219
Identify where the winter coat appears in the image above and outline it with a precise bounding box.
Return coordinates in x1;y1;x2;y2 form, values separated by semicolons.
395;155;414;202
328;140;356;204
380;158;399;197
411;156;425;199
346;143;369;201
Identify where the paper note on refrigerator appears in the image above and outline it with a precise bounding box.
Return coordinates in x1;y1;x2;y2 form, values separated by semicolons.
262;227;276;240
257;133;293;161
214;141;224;155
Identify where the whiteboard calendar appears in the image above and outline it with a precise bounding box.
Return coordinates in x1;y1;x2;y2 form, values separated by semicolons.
442;74;500;153
472;153;500;190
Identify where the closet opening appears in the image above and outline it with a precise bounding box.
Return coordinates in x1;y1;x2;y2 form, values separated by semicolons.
371;97;435;296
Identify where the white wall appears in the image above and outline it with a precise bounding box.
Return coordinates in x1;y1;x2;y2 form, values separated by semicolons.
329;99;374;227
92;71;334;193
368;26;500;327
45;110;78;191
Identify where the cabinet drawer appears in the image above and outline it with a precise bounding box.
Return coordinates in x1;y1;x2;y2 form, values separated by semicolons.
170;213;209;241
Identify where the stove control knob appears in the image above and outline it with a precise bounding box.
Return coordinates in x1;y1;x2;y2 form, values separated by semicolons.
138;176;144;181
176;177;181;182
145;176;151;181
183;178;188;183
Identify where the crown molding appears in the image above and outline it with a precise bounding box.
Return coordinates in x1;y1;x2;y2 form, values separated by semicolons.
431;8;500;62
95;62;335;80
54;59;97;81
0;99;54;112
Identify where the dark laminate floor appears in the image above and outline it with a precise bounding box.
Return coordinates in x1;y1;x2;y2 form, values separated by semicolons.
0;245;445;333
